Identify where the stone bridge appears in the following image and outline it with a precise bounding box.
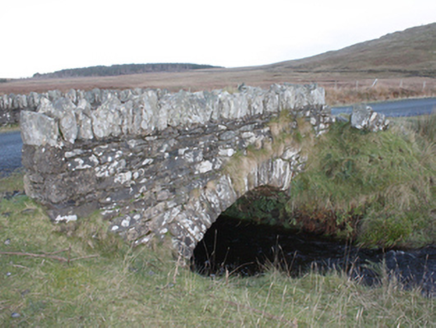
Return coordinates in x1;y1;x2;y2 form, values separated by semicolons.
20;84;334;257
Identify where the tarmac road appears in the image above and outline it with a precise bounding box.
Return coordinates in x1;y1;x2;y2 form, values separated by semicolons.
1;97;436;177
0;130;22;177
332;97;436;117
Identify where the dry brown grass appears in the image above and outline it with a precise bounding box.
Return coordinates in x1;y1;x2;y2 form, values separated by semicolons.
1;68;434;106
325;83;436;105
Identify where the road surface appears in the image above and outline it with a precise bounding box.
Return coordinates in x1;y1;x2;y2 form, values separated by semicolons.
0;130;22;177
332;97;436;117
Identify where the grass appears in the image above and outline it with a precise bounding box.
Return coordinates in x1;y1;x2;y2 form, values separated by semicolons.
0;170;24;195
2;157;436;326
1;186;436;327
287;113;436;248
0;124;20;133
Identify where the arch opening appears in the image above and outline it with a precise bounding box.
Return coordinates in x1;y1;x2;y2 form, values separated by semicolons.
190;187;381;281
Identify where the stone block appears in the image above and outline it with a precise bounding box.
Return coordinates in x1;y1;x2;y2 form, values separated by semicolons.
20;111;59;147
351;105;389;132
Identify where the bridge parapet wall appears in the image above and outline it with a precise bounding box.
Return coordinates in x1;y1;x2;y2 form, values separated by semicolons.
1;88;112;126
20;84;333;257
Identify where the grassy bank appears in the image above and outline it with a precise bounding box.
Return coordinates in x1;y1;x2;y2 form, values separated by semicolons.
1;173;436;327
286;113;436;248
0;124;20;133
223;112;436;249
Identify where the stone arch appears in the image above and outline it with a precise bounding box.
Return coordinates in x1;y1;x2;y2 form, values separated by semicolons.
168;156;294;258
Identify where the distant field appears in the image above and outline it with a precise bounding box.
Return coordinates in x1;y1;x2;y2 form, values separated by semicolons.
1;69;435;106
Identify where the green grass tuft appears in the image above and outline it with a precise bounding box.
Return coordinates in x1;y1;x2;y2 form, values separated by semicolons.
0;170;24;194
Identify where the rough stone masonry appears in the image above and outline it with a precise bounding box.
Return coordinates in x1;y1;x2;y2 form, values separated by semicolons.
19;84;334;257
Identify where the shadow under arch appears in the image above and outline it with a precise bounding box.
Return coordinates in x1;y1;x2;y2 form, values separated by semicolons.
190;197;436;296
190;185;291;276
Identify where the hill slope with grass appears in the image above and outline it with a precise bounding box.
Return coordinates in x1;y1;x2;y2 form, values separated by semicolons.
266;23;436;77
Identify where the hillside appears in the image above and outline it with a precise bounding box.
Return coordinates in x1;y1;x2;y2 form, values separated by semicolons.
33;63;222;79
267;23;436;77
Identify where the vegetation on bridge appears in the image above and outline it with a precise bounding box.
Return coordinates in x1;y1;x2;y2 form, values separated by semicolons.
225;113;436;249
222;109;313;194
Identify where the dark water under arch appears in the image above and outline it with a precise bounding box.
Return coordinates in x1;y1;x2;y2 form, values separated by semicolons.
191;215;436;296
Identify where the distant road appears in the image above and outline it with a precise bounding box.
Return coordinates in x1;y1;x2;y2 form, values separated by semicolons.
332;97;436;117
0;131;22;177
1;97;436;177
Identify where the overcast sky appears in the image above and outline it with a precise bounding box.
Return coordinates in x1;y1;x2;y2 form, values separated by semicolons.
1;0;435;78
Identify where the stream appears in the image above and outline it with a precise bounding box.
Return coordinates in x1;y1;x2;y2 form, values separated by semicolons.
192;216;436;296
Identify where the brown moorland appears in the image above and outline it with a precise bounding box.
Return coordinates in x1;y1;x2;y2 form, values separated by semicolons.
1;23;435;105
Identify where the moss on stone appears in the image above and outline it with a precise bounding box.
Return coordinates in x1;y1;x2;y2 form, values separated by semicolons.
223;109;313;195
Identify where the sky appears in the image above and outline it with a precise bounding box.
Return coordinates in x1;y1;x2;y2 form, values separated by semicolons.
1;0;435;79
